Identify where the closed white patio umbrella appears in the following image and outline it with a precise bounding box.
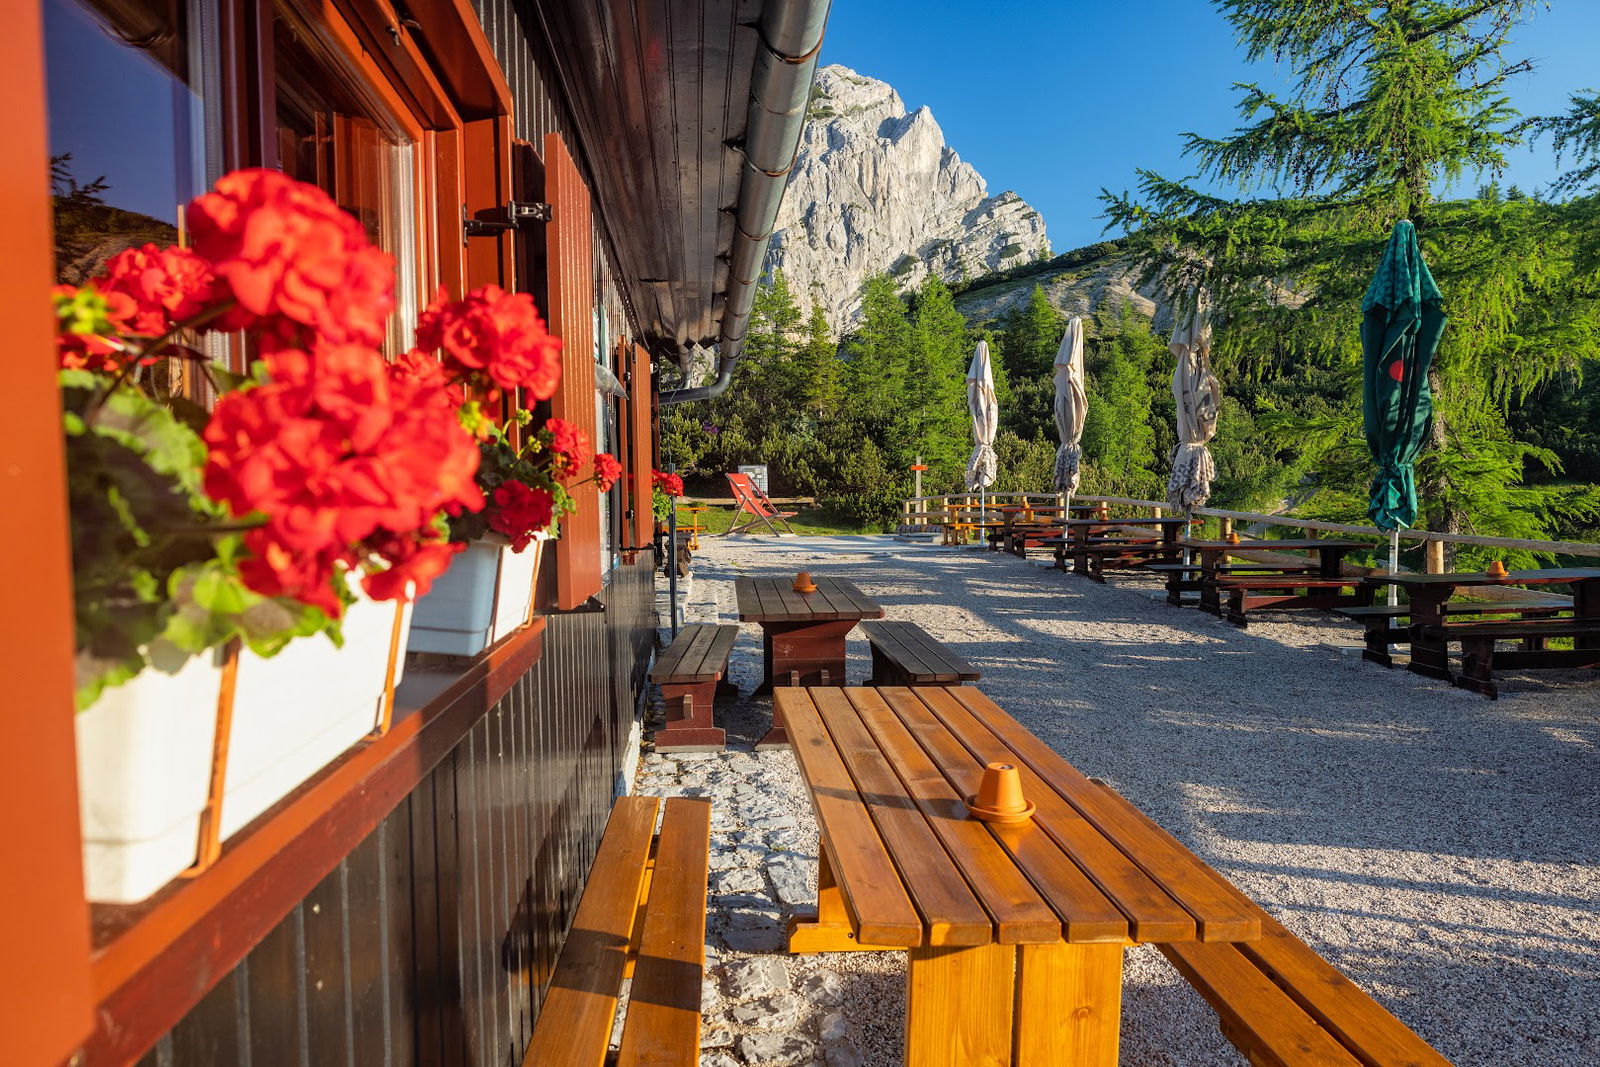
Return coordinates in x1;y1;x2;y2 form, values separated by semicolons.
1167;305;1222;512
965;339;999;524
1053;316;1088;507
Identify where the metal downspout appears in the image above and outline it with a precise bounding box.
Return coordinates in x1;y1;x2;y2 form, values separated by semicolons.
658;0;831;405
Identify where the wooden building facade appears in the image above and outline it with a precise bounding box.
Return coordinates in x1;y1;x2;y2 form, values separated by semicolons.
1;0;823;1063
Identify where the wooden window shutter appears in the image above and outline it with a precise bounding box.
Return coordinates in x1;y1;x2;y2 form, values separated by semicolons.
628;342;656;548
544;131;600;609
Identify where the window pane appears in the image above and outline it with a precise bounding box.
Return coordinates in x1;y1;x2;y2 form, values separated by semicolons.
44;0;217;282
273;4;416;351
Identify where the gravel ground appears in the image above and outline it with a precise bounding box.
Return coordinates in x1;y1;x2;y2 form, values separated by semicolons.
635;535;1600;1067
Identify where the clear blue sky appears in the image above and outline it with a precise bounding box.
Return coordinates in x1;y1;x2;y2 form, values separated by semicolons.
819;0;1600;253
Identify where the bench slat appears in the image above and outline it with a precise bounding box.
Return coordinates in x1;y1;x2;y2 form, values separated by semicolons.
524;796;661;1067
861;620;979;683
616;798;712;1067
1161;940;1366;1067
1337;601;1564;620
1242;912;1454;1067
651;624;738;685
1421;616;1600;639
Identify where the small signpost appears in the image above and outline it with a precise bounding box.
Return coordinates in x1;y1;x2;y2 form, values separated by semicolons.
911;454;927;500
737;464;769;494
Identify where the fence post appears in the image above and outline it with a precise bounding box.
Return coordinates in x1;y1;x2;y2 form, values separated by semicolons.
1425;537;1445;574
1220;516;1234;539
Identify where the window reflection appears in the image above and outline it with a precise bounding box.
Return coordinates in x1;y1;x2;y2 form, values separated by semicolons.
44;0;217;283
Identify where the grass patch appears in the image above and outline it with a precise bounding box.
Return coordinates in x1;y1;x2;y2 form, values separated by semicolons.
670;503;874;536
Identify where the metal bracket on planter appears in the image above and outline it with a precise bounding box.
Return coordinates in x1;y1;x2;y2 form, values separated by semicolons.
462;200;553;238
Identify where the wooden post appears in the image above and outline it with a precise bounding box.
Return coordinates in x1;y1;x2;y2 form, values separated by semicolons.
1425;537;1445;574
1220;517;1234;539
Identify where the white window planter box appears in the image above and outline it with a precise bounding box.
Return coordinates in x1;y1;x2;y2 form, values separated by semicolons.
75;589;411;904
406;535;545;656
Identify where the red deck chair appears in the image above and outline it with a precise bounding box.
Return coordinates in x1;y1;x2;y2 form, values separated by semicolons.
724;473;798;536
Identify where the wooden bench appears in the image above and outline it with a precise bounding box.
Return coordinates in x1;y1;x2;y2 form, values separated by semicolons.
1075;781;1454;1066
1163;908;1453;1067
1043;534;1170;581
1150;561;1317;607
1335;600;1564;668
1205;575;1373;627
860;620;980;686
523;795;711;1067
1414;616;1600;698
650;623;738;750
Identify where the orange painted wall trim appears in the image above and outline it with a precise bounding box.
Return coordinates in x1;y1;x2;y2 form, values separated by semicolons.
0;4;95;1064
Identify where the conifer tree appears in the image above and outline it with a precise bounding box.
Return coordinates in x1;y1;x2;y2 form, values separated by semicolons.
1102;0;1600;553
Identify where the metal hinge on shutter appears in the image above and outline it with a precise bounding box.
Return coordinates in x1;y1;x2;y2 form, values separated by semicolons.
462;201;552;238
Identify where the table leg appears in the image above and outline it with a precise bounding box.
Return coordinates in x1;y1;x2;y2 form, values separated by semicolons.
1015;943;1123;1066
1406;585;1456;681
1198;549;1223;616
755;619;857;747
905;944;1016;1067
1576;579;1599;651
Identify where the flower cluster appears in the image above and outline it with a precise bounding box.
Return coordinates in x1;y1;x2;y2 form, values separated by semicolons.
187;168;395;348
202;343;480;613
653;469;685;497
454;414;619;552
414;284;563;398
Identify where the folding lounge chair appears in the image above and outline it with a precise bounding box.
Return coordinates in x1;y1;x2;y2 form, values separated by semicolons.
724;473;798;536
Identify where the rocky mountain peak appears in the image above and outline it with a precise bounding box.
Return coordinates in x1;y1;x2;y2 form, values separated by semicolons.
769;65;1050;329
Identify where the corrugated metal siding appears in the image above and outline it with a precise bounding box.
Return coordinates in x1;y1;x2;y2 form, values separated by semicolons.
472;0;568;148
137;559;656;1067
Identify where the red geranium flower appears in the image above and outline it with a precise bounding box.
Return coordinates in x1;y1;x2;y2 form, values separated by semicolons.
54;284;138;372
593;452;622;492
653;470;684;497
187;168;395;348
203;340;482;612
94;243;216;337
361;531;462;601
544;417;591;478
414;284;563;399
488;479;555;551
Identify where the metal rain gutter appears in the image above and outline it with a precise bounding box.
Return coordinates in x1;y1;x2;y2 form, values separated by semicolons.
659;0;831;405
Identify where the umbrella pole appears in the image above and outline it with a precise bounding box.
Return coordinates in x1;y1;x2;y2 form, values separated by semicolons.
1388;528;1400;607
1183;505;1194;567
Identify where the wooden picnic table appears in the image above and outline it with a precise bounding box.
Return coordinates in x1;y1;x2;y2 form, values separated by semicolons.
774;685;1261;1066
1044;516;1194;578
735;577;884;747
1364;567;1600;685
1187;537;1371;620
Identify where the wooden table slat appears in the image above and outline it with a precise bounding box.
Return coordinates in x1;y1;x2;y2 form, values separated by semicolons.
912;686;1199;942
843;689;1062;943
945;688;1260;942
806;688;994;944
877;688;1130;942
773;689;924;945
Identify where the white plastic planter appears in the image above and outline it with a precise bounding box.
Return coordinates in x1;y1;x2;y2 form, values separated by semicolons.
223;591;411;840
75;644;225;904
407;535;545;656
75;588;411;904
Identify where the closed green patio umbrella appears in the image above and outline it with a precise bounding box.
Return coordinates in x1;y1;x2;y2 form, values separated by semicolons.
1362;219;1447;589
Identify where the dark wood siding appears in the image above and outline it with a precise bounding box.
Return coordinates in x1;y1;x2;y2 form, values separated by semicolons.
136;559;656;1067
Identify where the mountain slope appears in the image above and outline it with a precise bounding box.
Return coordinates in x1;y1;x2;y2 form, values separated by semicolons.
769;65;1050;328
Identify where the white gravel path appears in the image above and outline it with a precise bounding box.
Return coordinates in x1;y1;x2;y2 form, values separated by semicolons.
634;535;1600;1067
